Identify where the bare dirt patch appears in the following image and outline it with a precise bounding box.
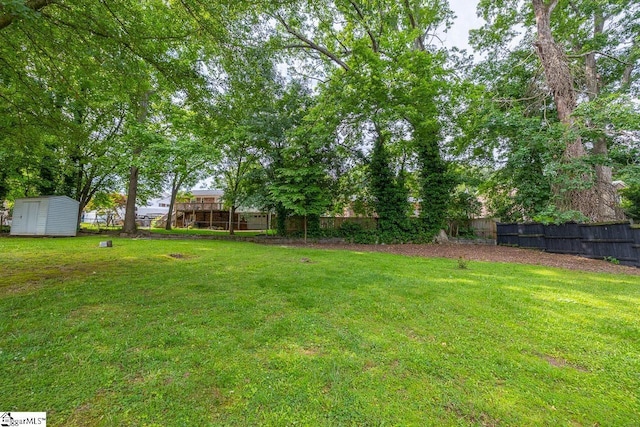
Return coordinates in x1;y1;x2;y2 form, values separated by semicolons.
542;354;589;372
165;253;197;260
288;242;640;276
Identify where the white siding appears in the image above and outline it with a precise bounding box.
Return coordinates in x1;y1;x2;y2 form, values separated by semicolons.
10;199;48;235
34;198;49;235
45;197;79;236
9;199;27;234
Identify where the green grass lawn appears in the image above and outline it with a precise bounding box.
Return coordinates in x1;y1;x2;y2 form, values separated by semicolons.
1;237;639;426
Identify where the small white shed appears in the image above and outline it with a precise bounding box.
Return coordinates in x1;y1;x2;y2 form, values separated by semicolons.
10;196;79;236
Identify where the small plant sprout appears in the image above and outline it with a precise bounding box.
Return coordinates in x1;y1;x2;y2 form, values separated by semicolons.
457;256;469;269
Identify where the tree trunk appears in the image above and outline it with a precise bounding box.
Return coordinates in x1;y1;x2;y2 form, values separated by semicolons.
165;174;184;231
122;90;152;234
622;58;635;90
229;205;235;235
267;211;272;236
77;199;88;230
533;0;600;219
165;179;179;231
533;1;574;123
122;166;139;234
584;12;622;221
276;202;287;236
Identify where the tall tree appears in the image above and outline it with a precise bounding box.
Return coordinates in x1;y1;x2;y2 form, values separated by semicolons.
268;0;456;237
471;0;639;221
149;106;219;231
251;81;319;236
270;129;332;243
1;0;214;233
215;135;260;235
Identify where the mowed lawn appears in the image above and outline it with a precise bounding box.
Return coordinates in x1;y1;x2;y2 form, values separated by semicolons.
1;237;639;426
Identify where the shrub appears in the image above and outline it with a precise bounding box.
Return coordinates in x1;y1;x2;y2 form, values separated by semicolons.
339;221;364;237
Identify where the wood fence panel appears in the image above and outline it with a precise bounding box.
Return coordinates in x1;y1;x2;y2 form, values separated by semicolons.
470;218;497;239
497;222;640;268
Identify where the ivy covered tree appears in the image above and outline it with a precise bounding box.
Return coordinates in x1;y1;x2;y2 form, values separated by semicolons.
368;129;410;237
265;0;457;240
468;0;640;222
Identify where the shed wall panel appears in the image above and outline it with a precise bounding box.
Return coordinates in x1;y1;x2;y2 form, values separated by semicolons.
10;199;48;235
9;199;27;234
36;198;49;235
45;197;79;236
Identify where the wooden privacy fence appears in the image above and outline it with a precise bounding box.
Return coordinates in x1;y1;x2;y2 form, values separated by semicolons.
470;218;497;239
320;216;377;230
497;222;640;267
285;216;498;239
285;216;378;233
447;218;497;239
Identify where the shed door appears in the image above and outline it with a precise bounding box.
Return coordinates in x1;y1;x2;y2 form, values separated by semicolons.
23;201;41;233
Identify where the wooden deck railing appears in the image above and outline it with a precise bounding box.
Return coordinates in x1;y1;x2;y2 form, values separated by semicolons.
175;202;225;212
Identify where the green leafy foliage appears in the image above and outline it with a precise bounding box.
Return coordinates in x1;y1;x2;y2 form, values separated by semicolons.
603;256;620;265
620;186;640;220
270;134;332;240
462;0;640;222
368;135;410;235
447;187;482;238
2;0;638;234
532;205;588;225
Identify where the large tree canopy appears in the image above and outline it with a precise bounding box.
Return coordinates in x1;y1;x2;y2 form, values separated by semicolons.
464;0;640;222
262;0;458;237
1;0;639;236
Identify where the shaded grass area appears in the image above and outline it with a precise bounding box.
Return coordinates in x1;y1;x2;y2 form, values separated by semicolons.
1;237;639;426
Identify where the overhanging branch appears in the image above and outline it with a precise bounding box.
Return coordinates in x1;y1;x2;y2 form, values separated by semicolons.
0;0;55;30
567;50;633;66
274;14;350;72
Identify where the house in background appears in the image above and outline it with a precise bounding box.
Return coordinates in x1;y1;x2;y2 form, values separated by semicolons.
189;189;224;205
172;189;270;230
173;189;230;229
137;194;171;220
77;189;270;230
82;194;171;226
10;195;79;236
